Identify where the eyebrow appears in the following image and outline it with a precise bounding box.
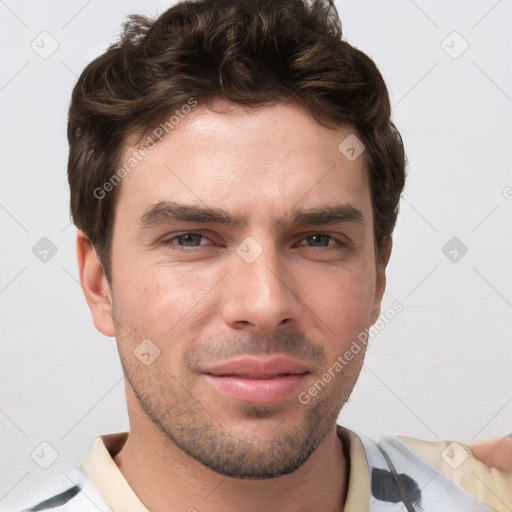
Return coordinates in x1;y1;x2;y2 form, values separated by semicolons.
136;200;364;229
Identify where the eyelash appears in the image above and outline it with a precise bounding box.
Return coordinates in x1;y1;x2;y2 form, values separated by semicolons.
160;232;348;253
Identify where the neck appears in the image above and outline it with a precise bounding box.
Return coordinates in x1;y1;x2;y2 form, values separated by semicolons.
113;421;348;512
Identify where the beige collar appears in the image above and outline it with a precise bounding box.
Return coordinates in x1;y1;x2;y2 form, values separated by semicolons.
80;425;370;512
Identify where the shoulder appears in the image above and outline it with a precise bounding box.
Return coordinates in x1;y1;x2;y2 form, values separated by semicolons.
396;432;512;472
1;467;111;512
394;433;512;512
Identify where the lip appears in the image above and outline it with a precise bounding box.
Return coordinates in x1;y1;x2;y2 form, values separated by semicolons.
201;355;310;378
200;355;310;404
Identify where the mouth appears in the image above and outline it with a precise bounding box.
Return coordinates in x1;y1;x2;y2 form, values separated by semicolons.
209;372;307;379
200;356;310;404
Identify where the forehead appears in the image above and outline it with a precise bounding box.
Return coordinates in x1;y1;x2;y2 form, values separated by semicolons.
116;99;371;225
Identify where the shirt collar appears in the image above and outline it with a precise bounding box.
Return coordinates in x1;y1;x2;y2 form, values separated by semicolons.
81;425;370;511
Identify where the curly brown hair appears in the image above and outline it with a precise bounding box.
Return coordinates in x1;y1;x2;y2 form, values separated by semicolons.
67;0;406;284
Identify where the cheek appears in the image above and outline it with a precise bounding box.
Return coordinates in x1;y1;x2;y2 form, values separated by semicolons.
117;263;221;344
301;264;376;329
297;264;376;378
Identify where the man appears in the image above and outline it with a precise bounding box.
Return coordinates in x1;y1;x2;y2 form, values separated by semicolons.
6;0;511;511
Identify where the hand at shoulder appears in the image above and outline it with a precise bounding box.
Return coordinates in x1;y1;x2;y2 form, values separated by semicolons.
469;436;512;470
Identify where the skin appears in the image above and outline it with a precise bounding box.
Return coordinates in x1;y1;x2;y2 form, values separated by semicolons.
470;438;512;470
77;98;390;512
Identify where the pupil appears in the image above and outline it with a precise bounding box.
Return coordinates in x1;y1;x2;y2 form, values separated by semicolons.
181;234;199;246
311;234;328;246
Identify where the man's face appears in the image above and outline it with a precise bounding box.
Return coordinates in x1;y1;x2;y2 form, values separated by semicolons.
95;99;386;478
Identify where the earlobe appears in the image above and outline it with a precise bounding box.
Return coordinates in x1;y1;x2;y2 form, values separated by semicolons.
76;230;116;337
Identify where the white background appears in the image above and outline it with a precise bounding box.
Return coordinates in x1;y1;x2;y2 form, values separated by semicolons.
1;0;511;504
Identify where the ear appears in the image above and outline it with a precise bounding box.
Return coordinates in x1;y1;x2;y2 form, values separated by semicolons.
370;238;392;325
76;230;116;337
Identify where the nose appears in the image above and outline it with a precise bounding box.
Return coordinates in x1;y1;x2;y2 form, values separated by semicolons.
221;238;302;334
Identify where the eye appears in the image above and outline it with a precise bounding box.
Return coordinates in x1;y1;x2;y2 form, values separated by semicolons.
161;232;213;250
297;234;347;250
159;232;349;255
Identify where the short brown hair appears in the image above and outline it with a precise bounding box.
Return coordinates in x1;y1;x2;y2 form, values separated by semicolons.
67;0;406;284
